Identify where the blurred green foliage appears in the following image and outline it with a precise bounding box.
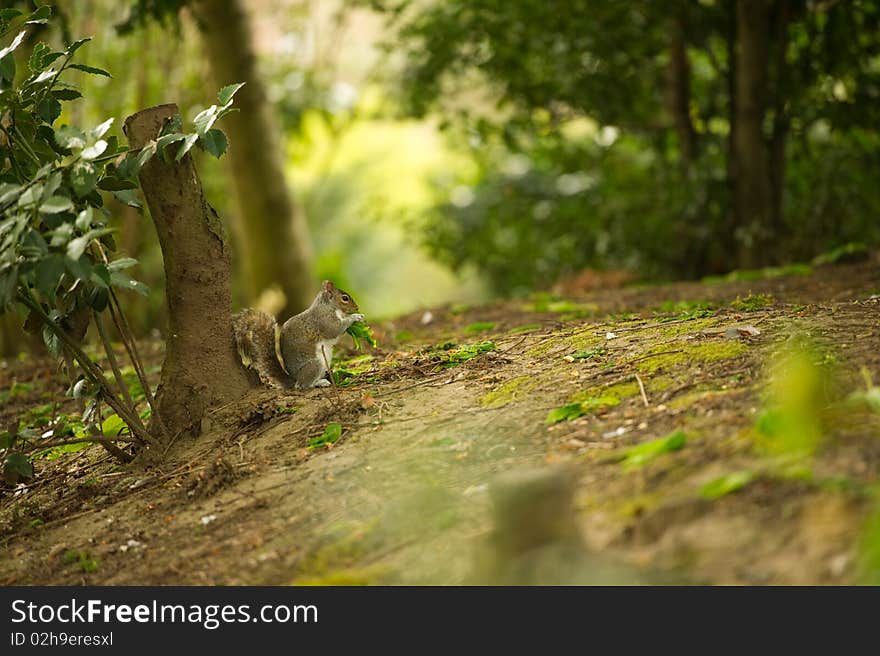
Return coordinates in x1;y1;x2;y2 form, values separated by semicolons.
371;0;880;294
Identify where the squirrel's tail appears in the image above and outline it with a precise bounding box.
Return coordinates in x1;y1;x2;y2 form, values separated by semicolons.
232;309;291;389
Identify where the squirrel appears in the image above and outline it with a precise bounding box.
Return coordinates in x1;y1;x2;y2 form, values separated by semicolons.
232;280;364;390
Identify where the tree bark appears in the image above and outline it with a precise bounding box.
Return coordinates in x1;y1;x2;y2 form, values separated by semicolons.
194;0;315;316
124;104;252;442
668;16;698;168
733;0;775;268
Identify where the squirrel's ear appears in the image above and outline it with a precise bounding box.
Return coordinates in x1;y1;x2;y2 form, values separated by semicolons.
321;280;335;292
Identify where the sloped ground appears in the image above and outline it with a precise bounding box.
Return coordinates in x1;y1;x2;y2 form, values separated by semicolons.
1;255;879;585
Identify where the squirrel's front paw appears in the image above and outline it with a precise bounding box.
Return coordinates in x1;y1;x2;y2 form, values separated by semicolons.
350;313;365;323
314;379;331;387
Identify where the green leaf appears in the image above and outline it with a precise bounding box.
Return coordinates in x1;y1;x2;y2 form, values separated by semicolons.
36;97;61;124
66;227;114;260
347;321;377;350
175;133;199;161
545;402;588;425
39;195;73;214
3;452;33;485
88;285;108;311
49;222;74;247
34;253;65;299
193;105;219;135
65;37;91;56
90;117;113;139
218;82;245;106
700;471;755;500
308;422;343;448
52;87;81;101
101;413;126;437
42;320;61;357
75;207;94;231
619;431;686;470
200;128;228;158
0;30;26;61
0;52;15;83
71;161;98;197
81;139;108;160
0;9;23;21
0;182;21;205
110;189;141;209
107;257;137;272
109;270;149;297
67;63;111;78
55;125;87;150
25;5;52;25
97;176;137;191
155;132;185;158
29;42;50;73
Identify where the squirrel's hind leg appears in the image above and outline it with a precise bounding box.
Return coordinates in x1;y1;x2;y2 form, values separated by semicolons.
294;358;329;389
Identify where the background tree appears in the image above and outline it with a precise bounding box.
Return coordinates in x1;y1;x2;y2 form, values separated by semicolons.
369;0;880;293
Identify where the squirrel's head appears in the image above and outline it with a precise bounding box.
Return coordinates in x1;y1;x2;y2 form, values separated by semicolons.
321;280;360;314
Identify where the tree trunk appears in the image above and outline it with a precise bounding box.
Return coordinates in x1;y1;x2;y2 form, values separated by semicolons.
124;104;253;443
732;0;774;268
668;16;697;168
194;0;315;316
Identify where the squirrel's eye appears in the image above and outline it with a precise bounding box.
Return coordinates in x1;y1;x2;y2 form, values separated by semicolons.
341;294;350;302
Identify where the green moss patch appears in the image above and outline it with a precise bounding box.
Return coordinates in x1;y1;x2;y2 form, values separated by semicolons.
481;376;534;407
729;293;774;311
636;340;750;373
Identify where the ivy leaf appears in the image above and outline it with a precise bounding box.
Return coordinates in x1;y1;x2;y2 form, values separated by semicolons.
71;161;98;197
39;195;73;214
67;63;111;78
200;128;228;158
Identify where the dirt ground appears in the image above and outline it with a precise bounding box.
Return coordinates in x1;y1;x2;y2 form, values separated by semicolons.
2;254;879;585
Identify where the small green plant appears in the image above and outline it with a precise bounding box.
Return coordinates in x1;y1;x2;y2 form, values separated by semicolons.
308;422;343;449
656;300;716;320
700;470;755;499
347;321;377;350
545;395;619;424
429;341;496;368
729;293;774;311
464;321;495;333
618;430;686;470
570;348;606;360
62;549;99;573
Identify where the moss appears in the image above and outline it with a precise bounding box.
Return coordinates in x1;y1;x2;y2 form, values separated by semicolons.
637;340;750;373
509;323;542;334
526;338;561;357
654;317;721;338
729;293;774;311
480;375;534;407
296;564;390;586
566;329;604;352
572;381;638;403
465;322;496;333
